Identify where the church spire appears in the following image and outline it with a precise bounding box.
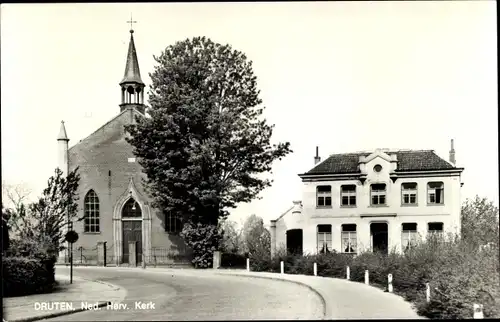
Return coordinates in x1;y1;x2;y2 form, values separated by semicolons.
119;15;145;114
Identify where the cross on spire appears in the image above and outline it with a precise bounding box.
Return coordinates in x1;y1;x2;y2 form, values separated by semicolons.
127;13;137;33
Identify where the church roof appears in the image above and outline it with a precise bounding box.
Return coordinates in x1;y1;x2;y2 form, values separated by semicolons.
68;108;145;152
120;30;144;85
302;150;462;176
57;121;69;141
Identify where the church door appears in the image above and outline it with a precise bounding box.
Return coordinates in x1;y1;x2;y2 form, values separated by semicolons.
122;221;142;264
121;198;143;264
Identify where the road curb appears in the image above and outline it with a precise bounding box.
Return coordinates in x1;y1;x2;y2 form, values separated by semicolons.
8;301;111;322
213;271;330;319
54;273;124;293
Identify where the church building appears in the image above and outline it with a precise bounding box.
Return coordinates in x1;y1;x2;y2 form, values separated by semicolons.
57;28;190;265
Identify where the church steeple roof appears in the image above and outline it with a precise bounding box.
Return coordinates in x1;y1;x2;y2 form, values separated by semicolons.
57;121;69;141
120;30;144;85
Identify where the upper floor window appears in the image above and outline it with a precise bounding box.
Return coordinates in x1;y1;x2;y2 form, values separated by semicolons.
401;223;418;251
341;185;356;207
402;182;418;205
165;211;183;234
317;185;332;207
427;182;444;204
341;224;357;254
370;183;386;206
84;190;100;233
317;224;332;253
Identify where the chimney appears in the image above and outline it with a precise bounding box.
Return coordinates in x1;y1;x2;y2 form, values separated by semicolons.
449;139;456;166
314;146;321;165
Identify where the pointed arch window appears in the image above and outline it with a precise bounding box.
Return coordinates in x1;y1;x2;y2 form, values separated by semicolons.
84;190;100;233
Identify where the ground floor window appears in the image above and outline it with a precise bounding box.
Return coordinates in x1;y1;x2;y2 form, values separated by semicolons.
401;223;419;251
427;222;444;239
341;224;357;253
317;224;332;253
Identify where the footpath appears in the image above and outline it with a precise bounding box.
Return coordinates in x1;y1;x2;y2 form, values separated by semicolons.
2;274;127;322
119;266;425;320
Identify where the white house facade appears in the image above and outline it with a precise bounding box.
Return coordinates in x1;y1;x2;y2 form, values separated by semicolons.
270;141;464;256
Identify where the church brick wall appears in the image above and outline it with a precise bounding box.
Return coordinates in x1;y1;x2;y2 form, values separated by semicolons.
67;109;190;263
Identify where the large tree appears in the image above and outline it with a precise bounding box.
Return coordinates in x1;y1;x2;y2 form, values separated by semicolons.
461;195;499;248
126;37;291;267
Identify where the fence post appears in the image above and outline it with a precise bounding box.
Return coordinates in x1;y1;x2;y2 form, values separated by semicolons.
246;258;250;272
473;304;484;319
280;261;284;274
365;270;369;285
426;283;431;303
103;242;107;267
346;266;350;280
313;262;317;276
387;274;393;293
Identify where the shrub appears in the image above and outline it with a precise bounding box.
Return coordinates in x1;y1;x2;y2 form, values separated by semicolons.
181;223;220;268
315;251;353;278
3;256;56;297
416;241;500;319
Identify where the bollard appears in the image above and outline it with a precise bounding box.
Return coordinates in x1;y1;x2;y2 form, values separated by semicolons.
346;266;350;280
473;304;484;319
313;262;317;276
280;261;284;274
246;258;250;272
426;283;431;303
365;270;369;285
387;274;393;293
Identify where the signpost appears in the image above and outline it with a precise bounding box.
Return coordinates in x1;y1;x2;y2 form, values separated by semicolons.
65;223;79;284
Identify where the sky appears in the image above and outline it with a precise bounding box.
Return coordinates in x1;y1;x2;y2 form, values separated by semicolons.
1;2;498;228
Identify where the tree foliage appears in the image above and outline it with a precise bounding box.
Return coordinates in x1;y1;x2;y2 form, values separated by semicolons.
2;182;32;236
218;218;242;254
125;36;292;265
461;195;499;247
180;222;221;268
241;214;271;256
2;204;10;253
5;168;81;255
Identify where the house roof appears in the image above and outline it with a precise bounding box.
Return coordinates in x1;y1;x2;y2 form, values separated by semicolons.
303;150;460;175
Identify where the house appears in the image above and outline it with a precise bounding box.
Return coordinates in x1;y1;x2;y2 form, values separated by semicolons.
269;141;464;256
57;27;190;265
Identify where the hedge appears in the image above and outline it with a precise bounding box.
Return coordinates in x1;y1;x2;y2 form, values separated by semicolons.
3;256;56;297
248;237;500;319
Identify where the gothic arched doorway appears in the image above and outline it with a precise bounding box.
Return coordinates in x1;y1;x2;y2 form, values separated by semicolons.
122;198;142;264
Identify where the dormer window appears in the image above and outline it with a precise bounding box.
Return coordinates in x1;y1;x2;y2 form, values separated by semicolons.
374;164;382;172
371;183;387;206
317;185;332;207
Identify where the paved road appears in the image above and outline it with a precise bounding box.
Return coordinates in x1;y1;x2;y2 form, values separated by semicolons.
43;267;324;321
